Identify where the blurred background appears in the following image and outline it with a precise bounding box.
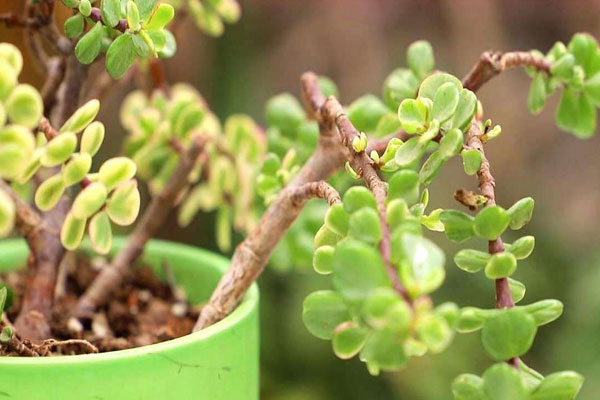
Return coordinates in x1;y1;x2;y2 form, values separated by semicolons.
3;0;600;398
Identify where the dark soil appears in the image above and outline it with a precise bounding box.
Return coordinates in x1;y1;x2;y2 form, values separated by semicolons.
1;253;199;356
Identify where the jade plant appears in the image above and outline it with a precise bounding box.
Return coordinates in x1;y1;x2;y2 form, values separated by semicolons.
0;1;596;398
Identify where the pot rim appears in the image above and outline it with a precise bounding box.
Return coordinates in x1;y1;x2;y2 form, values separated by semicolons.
0;237;258;365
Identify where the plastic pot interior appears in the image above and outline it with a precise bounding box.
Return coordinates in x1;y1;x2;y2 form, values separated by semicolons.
0;237;259;400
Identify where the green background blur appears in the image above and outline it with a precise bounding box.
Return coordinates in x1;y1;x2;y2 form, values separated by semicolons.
3;1;600;398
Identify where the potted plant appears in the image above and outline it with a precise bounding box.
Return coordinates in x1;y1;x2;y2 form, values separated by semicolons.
0;0;597;399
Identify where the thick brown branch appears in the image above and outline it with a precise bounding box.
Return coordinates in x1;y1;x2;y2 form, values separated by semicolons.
73;136;207;316
194;72;348;330
462;51;551;92
321;97;411;303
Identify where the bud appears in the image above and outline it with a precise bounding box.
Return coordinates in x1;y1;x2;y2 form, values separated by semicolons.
351;132;368;153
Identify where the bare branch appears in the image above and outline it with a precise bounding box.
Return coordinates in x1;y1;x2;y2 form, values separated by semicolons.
464;121;517;368
194;73;348;330
0;13;39;28
321;97;411;303
462;51;551;92
73;136;207;316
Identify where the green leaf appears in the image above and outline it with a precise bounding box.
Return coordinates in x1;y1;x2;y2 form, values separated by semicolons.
419;151;445;186
416;314;453;353
421;208;444;231
89;211;112;255
62;152;92;186
60;99;100;133
509;278;526;303
584;72;600;106
438;128;464;159
484;252;518;279
145;3;174;30
127;0;141;31
333;239;391;304
72;182;108;219
394;137;427;167
388;170;419;204
131;33;150;57
134;0;156;21
432;82;460;123
157;29;176;58
98;156;137;191
482;363;529;400
474;206;509;240
0;42;23;76
312;245;334;275
0;125;35;180
407;40;434;79
481;308;537;360
461;149;482;175
0;59;17;101
347;94;389;133
528;72;547;114
397;98;428;134
325;204;349;236
342;186;376;214
80;121;105;156
106;180;140;225
318;76;339;98
418;72;462;101
5;84;43;129
0;286;7;314
531;371;584;400
75;22;104;65
62;0;78;8
507;197;534;230
506;235;535;260
451;89;477;132
522;299;564;326
64;14;84;39
568;33;600;78
265;93;305;137
332;322;369;360
78;0;92;17
34;174;66;211
0;189;15;237
0;325;13;344
362;287;411;331
382;68;419;110
349;207;381;245
106;33;137;79
60;211;86;250
359;327;408;375
440;210;475;243
302;290;350;340
452;374;486;400
454;249;490;273
41;132;77;167
314;224;341;248
455;307;493;333
101;0;122;27
386;198;410;228
393;232;445;297
555;88;596;138
551;54;575;80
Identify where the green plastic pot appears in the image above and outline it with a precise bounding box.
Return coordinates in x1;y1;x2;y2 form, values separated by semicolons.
0;238;259;400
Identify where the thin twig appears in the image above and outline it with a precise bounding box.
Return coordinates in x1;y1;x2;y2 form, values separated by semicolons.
462;51;551;92
194;72;349;331
321;97;411;303
73;136;207;316
0;13;39;28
